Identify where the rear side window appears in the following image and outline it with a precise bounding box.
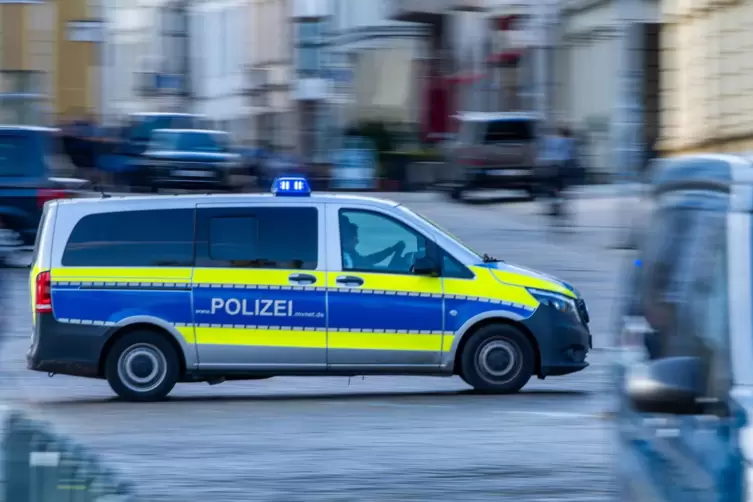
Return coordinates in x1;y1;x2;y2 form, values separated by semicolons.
483;119;535;143
196;207;318;269
62;209;195;267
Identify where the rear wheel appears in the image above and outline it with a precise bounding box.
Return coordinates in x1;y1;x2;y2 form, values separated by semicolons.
105;331;180;402
459;324;535;393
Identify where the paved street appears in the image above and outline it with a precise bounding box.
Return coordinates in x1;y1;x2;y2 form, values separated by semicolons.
0;191;631;501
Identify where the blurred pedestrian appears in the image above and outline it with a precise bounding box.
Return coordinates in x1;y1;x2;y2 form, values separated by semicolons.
538;126;576;226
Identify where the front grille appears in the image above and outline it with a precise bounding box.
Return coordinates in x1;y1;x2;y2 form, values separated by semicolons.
576;298;589;324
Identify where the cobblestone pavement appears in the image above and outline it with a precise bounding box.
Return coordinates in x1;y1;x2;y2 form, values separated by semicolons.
0;192;626;501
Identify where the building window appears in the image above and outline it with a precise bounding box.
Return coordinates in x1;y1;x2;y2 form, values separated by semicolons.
295;20;325;76
0;71;45;126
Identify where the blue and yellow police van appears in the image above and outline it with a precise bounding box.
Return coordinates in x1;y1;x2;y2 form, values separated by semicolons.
617;153;753;501
28;177;591;401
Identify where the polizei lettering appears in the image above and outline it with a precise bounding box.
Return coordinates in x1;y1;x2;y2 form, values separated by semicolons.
210;298;293;317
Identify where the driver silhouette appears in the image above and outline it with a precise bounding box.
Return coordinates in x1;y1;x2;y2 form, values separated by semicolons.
341;217;405;270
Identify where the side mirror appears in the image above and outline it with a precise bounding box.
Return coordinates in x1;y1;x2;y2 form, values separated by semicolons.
412;256;440;277
625;356;705;415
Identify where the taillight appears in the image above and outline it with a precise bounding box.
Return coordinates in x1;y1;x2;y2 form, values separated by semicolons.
35;271;52;313
37;189;68;209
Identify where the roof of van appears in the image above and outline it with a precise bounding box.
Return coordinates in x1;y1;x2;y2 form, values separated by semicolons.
454;112;543;122
56;192;401;210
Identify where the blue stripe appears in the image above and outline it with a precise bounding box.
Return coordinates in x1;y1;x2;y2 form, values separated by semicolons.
327;291;443;332
51;286;536;331
445;298;534;332
193;287;325;328
51;289;192;325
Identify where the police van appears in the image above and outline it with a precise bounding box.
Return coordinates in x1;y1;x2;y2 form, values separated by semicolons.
29;177;591;401
617;154;753;501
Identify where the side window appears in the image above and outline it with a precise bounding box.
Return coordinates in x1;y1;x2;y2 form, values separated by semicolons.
339;209;427;274
196;207;318;269
442;251;473;279
62;209;195;267
208;216;258;262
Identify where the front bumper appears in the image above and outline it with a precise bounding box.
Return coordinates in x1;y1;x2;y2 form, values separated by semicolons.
522;303;591;377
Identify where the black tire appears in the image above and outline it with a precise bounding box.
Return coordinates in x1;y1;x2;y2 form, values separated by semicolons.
449;184;464;201
459;324;535;393
104;330;180;402
525;186;537;200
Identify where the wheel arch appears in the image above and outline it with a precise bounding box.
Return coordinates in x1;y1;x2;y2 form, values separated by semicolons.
449;315;542;377
98;319;191;378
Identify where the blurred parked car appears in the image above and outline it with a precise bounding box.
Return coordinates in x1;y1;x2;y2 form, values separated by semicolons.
118;112;209;157
132;129;242;191
445;112;542;200
0;126;86;265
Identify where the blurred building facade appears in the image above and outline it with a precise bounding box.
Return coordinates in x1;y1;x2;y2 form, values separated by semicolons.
659;0;753;156
109;0;157;119
53;0;103;122
386;0;556;141
188;0;249;137
0;0;54;125
292;0;329;161
327;0;427;145
555;0;660;177
248;0;295;149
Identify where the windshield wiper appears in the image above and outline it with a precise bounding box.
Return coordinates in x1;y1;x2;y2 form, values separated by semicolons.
483;253;504;263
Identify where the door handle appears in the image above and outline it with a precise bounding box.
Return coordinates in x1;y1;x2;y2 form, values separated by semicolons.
336;275;364;287
288;273;317;285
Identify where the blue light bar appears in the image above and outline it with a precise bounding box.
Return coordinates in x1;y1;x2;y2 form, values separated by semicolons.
272;177;311;197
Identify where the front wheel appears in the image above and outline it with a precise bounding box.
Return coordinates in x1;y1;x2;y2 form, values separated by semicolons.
459;324;535;393
105;331;180;402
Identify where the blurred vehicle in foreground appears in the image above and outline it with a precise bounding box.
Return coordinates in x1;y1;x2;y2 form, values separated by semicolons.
132;128;242;192
28;177;590;401
616;154;751;501
444;112;542;200
0;126;85;264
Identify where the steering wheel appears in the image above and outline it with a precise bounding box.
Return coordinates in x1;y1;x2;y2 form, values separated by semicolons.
387;241;408;269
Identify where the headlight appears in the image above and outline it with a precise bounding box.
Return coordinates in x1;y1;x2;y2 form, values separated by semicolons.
527;288;579;319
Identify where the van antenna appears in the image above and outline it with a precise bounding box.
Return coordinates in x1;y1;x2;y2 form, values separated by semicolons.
96;183;111;199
